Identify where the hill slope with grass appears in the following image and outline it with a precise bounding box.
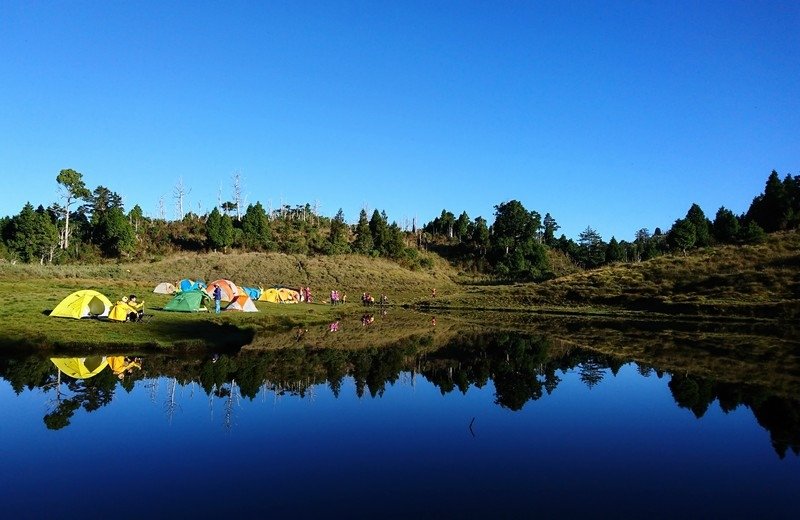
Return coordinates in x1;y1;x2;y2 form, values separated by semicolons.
1;232;797;351
438;231;800;320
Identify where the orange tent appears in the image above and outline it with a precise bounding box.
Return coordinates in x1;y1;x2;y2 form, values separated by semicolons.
225;294;259;312
206;279;240;301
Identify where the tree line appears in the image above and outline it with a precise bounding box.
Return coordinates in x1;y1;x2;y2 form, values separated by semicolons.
0;169;797;280
423;169;798;278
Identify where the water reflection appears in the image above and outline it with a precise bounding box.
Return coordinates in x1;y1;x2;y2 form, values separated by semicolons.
1;328;798;458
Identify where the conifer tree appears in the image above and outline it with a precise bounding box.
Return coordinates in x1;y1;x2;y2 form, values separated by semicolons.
352;209;373;254
369;209;388;255
712;207;739;243
327;208;351;255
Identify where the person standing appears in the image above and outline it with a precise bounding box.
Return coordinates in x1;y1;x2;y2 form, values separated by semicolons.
213;284;222;314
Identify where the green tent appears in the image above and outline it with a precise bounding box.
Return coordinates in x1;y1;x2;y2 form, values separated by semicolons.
163;289;211;312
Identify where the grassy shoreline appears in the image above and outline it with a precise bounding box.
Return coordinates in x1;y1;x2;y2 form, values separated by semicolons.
1;232;797;351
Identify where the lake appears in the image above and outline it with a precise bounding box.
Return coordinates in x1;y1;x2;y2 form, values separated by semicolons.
1;313;798;518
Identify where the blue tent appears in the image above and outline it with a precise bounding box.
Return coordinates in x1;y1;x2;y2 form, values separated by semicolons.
179;279;207;292
242;286;261;300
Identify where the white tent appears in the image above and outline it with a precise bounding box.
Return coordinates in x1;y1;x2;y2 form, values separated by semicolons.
225;295;259;312
153;282;177;294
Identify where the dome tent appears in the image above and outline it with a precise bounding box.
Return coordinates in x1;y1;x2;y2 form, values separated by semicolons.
50;290;112;319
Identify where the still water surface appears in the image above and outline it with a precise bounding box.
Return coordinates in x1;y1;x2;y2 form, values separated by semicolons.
1;322;798;518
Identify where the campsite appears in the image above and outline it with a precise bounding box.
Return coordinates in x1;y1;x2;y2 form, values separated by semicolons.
0;251;455;351
1;228;798;352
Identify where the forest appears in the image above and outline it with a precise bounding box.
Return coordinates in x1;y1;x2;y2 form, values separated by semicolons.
1;169;798;281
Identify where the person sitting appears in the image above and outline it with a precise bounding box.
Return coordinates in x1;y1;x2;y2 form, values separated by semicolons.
127;294;144;322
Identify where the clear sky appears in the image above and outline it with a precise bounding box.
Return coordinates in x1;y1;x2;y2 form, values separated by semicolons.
2;1;798;241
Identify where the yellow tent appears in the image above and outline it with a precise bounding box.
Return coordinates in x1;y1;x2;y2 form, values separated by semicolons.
259;286;301;303
51;356;109;379
50;290;113;319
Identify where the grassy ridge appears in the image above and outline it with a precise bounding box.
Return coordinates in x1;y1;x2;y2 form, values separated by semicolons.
0;232;797;350
1;251;457;303
439;231;800;320
0;253;456;350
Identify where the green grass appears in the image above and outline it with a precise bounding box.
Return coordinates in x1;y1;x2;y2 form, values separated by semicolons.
439;231;800;320
0;251;457;350
1;232;797;350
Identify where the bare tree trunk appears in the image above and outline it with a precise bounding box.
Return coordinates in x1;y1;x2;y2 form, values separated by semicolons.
173;177;189;220
232;171;243;221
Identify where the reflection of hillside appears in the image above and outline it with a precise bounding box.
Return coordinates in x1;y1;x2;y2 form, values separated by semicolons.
1;321;799;457
442;311;800;399
241;308;454;351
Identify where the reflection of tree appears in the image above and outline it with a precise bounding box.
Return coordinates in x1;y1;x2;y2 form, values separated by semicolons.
165;377;180;424
0;356;53;394
42;369;118;430
751;396;800;459
636;363;653;377
578;360;606;389
668;374;715;418
1;335;799;459
422;332;561;410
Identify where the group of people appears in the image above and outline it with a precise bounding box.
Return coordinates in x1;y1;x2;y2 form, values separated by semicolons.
329;290;346;305
110;295;145;322
361;293;389;306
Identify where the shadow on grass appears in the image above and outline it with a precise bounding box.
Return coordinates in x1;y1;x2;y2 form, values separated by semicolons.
1;315;255;353
139;318;255;351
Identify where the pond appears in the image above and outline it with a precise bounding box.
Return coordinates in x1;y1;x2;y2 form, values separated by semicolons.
1;314;798;518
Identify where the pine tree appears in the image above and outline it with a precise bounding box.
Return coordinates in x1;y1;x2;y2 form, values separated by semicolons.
206;207;233;251
9;203;59;263
95;206;135;257
669;218;696;254
369;209;388;255
327;208;351;255
543;213;559;246
241;202;272;251
712;207;740;243
685;203;712;247
352;209;373;254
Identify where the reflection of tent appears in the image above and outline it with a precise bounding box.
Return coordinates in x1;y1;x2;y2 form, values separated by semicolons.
51;356;109;379
178;279;206;292
163;289;211;312
225;295;259;312
241;286;261;300
153;282;176;294
50;290;113;319
206;279;239;301
259;286;301;303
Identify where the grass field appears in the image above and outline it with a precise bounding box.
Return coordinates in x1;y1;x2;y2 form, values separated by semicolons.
1;232;797;351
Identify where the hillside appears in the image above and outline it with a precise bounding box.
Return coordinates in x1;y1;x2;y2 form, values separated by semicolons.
1;251;459;304
0;232;797;352
437;231;800;320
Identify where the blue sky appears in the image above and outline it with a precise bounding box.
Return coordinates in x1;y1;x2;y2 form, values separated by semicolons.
2;1;798;241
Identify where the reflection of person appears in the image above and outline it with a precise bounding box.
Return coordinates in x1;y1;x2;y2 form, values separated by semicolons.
108;356;142;379
213;284;222;314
